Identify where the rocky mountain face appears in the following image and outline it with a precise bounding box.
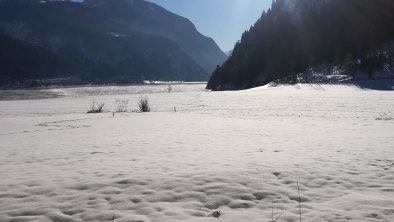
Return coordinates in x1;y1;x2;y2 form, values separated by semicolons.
0;0;226;85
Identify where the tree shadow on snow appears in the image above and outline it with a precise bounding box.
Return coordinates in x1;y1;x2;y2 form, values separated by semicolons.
352;79;394;91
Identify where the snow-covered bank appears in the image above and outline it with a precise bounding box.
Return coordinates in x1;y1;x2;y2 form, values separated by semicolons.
0;84;394;222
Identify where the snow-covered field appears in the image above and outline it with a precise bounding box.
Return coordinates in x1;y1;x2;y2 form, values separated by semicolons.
0;84;393;222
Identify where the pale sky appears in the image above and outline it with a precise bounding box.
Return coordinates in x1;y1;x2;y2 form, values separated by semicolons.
147;0;272;51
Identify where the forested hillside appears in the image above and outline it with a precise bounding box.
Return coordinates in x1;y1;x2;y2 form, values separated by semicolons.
207;0;394;90
0;0;226;86
0;34;79;86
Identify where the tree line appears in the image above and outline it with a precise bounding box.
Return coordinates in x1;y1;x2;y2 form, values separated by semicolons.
207;0;394;90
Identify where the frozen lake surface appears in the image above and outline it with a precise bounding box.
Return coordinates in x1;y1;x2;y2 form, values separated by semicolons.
0;83;206;101
0;84;393;222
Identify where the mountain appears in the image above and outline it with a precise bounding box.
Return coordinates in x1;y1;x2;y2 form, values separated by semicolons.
0;0;226;86
207;0;394;90
0;33;77;86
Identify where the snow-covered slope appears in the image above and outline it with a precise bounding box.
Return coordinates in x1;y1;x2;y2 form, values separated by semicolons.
0;84;393;222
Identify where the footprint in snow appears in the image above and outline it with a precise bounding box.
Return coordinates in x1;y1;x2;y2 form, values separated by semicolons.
209;211;221;218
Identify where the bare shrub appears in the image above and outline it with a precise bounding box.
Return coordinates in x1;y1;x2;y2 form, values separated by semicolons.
87;100;105;113
167;84;173;93
138;96;150;112
115;99;129;113
270;199;284;222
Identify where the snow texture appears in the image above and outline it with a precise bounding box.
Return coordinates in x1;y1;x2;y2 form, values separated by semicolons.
0;84;394;222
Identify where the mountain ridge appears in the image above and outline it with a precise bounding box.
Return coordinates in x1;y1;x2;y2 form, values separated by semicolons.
0;0;226;86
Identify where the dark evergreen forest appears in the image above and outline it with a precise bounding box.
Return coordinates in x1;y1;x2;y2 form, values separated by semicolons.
207;0;394;90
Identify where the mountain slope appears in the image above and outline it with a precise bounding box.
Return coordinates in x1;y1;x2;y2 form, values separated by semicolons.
207;0;394;90
83;0;227;74
0;0;226;85
0;33;76;85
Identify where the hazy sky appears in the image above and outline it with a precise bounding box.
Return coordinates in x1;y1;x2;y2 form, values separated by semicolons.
147;0;272;51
